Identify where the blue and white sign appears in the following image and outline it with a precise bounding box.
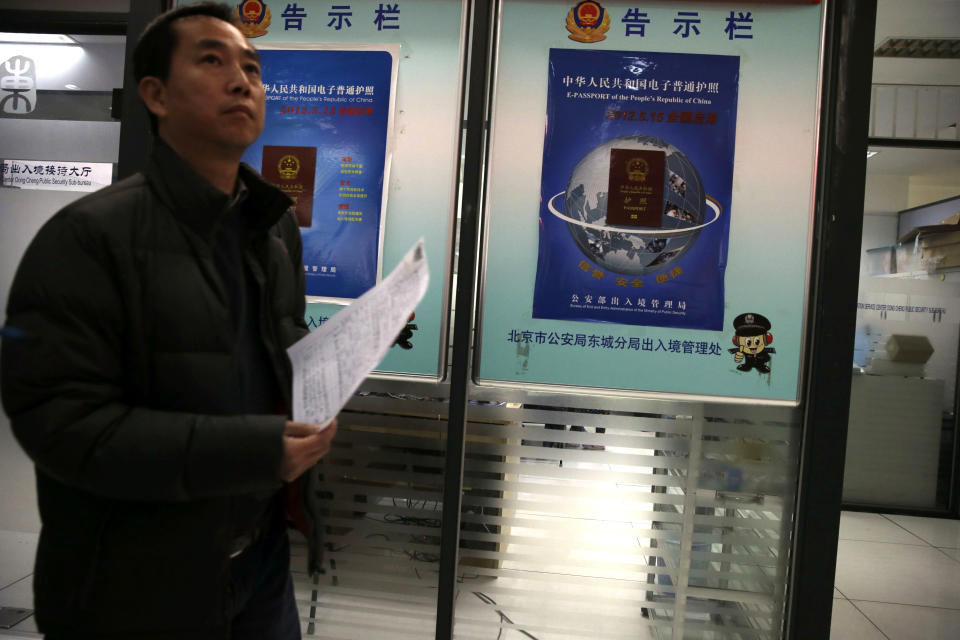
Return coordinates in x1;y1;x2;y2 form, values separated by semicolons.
242;45;398;302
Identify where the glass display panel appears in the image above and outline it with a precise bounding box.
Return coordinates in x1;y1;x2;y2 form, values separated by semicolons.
233;0;468;378
476;0;826;404
454;392;800;640
845;147;960;510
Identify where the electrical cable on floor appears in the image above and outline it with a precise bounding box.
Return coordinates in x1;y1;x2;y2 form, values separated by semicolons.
472;591;540;640
381;513;443;528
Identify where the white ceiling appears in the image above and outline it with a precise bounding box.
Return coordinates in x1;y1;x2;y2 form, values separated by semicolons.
875;0;960;44
0;38;125;92
873;0;960;85
0;0;128;10
867;147;960;180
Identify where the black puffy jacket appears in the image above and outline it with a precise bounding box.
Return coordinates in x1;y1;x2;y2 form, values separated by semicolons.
1;140;314;638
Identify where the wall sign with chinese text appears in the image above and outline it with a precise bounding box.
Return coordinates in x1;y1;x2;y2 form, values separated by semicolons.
477;0;825;404
242;45;398;303
1;159;111;192
230;0;405;37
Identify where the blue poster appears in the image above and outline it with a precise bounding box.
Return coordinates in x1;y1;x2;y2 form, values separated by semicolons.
243;47;396;301
533;49;739;330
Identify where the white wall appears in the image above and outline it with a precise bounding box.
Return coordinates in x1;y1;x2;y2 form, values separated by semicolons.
1;9;127;536
864;173;909;216
908;179;960;210
1;119;121;534
860;212;898;249
874;0;960;85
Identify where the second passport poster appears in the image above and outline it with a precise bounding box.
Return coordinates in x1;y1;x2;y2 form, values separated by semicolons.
243;45;399;302
533;48;740;331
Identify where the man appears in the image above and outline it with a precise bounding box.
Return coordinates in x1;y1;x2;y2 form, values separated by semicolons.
0;3;335;638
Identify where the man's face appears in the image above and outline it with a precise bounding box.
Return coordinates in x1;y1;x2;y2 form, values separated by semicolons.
151;16;265;153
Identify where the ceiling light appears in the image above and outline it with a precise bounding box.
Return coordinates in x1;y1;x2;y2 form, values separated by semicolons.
64;83;80;90
0;32;78;45
875;37;960;58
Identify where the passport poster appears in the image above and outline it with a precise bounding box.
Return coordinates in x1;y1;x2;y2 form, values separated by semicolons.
532;48;740;330
242;46;398;302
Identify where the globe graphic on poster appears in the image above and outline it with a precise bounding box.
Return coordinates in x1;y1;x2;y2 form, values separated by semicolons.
547;135;719;275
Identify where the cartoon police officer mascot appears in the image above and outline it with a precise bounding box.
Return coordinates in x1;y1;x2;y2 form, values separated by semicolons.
730;312;775;373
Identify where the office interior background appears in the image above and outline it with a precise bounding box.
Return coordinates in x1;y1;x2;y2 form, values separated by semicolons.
0;1;959;638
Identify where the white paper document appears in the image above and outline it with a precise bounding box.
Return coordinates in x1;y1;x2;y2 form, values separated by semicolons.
288;239;429;428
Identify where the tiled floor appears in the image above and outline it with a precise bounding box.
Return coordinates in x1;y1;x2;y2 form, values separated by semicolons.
0;530;38;637
2;512;960;638
831;512;960;640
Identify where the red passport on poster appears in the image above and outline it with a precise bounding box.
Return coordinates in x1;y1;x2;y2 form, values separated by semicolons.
262;145;317;227
605;147;665;228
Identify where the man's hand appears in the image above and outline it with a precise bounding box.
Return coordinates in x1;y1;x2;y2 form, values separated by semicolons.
281;419;338;482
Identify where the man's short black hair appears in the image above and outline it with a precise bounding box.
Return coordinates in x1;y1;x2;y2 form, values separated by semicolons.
133;2;239;134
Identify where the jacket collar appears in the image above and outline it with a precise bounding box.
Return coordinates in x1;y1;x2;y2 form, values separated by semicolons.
145;138;293;237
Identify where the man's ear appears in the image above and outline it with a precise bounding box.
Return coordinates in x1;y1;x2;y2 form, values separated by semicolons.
138;76;167;119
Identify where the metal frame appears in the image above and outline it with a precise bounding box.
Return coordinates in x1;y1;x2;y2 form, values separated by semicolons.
117;1;168;179
1;10;127;35
435;0;496;637
435;0;474;383
953;339;960;517
869;137;960;150
785;0;877;638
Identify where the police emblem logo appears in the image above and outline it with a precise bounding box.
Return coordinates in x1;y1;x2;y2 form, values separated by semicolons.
278;154;300;179
235;0;271;38
566;1;610;43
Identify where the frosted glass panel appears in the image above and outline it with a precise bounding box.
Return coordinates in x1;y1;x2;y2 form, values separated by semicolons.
454;398;799;640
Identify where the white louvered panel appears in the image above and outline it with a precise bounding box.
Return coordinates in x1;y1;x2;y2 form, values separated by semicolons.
301;402;447;639
454;402;798;640
292;387;799;639
870;84;960;140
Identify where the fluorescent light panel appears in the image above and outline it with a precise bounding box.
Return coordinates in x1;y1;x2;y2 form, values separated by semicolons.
875;37;960;59
0;33;77;45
